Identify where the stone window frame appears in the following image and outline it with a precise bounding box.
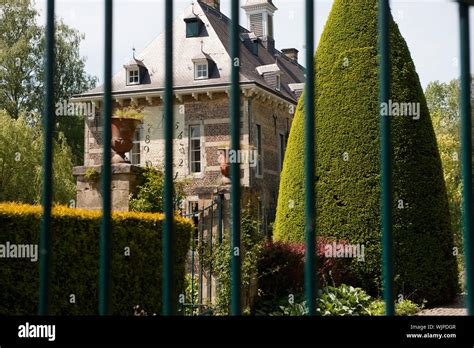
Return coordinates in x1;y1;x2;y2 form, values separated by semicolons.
278;132;285;173
256;123;263;178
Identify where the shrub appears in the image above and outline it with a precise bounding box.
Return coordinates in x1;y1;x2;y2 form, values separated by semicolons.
265;285;423;316
0;203;192;315
129;166;185;213
256;237;354;302
274;0;458;305
368;299;423;316
211;208;264;315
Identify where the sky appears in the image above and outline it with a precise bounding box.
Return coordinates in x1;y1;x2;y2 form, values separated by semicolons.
33;0;474;90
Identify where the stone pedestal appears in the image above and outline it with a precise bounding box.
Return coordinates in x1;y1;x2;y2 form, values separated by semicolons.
73;163;143;212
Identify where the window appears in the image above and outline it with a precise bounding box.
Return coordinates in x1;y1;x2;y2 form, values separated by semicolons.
256;124;263;177
275;74;281;91
279;133;285;172
194;62;208;80
251;39;258;56
189;125;202;173
128;68;139;85
185;17;202;38
127;127;141;165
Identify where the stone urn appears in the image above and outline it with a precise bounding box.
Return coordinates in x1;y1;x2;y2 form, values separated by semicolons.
111;117;142;163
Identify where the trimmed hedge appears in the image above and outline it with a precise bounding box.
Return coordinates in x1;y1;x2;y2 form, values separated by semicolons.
274;0;458;305
0;203;192;315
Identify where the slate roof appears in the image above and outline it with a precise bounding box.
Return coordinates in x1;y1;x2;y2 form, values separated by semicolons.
77;0;305;102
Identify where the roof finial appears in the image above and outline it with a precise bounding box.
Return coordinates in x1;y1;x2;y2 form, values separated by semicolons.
132;47;136;59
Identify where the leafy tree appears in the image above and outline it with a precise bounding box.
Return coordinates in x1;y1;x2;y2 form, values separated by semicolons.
0;0;97;165
274;0;458;305
425;79;462;251
0;110;75;204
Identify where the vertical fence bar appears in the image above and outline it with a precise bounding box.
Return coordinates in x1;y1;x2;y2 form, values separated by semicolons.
99;0;113;316
459;0;474;316
208;203;214;302
38;0;55;316
199;208;204;308
304;0;316;316
162;0;175;315
229;0;241;316
191;228;195;314
378;0;394;316
217;194;223;245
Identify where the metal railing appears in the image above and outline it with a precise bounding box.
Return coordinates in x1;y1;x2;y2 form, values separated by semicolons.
37;0;474;316
179;195;223;315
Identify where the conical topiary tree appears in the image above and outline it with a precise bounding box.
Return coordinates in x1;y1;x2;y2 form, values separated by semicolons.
274;0;458;305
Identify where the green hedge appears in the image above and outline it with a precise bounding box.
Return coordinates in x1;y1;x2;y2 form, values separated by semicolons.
0;203;192;315
274;0;458;305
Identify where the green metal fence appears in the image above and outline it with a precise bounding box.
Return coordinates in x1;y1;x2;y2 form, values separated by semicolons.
37;0;474;316
179;196;223;315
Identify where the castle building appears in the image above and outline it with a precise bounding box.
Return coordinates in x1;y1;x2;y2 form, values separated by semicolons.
73;0;305;232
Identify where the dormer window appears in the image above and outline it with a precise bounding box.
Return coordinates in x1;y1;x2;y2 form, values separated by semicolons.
194;61;208;80
184;15;203;38
128;68;140;85
124;57;148;86
256;63;282;91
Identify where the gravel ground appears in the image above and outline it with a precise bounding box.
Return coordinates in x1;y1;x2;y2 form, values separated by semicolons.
416;294;467;316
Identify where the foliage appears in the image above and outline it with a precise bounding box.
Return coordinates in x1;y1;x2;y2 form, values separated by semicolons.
425;80;462;251
368;299;424;316
317;284;372;316
0;110;75;204
211;208;265;315
274;0;458;305
256;238;354;303
113;106;145;120
0;0;97;165
129;167;185;213
0;202;192;315
262;285;422;316
178;274;200;316
84;168;100;182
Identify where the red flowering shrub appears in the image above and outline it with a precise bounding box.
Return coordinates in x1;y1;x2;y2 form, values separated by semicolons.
256;237;355;300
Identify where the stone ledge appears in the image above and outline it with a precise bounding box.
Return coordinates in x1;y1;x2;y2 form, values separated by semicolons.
73;164;144;176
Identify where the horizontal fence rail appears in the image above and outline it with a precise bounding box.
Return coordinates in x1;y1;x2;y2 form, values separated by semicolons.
34;0;474;317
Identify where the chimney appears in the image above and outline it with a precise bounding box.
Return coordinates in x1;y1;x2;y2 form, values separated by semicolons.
282;48;299;62
199;0;220;11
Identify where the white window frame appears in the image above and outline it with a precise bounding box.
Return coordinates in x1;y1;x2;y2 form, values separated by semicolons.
275;74;281;91
126;126;141;165
256;124;263;178
189;125;202;174
127;68;140;85
194;61;208;80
